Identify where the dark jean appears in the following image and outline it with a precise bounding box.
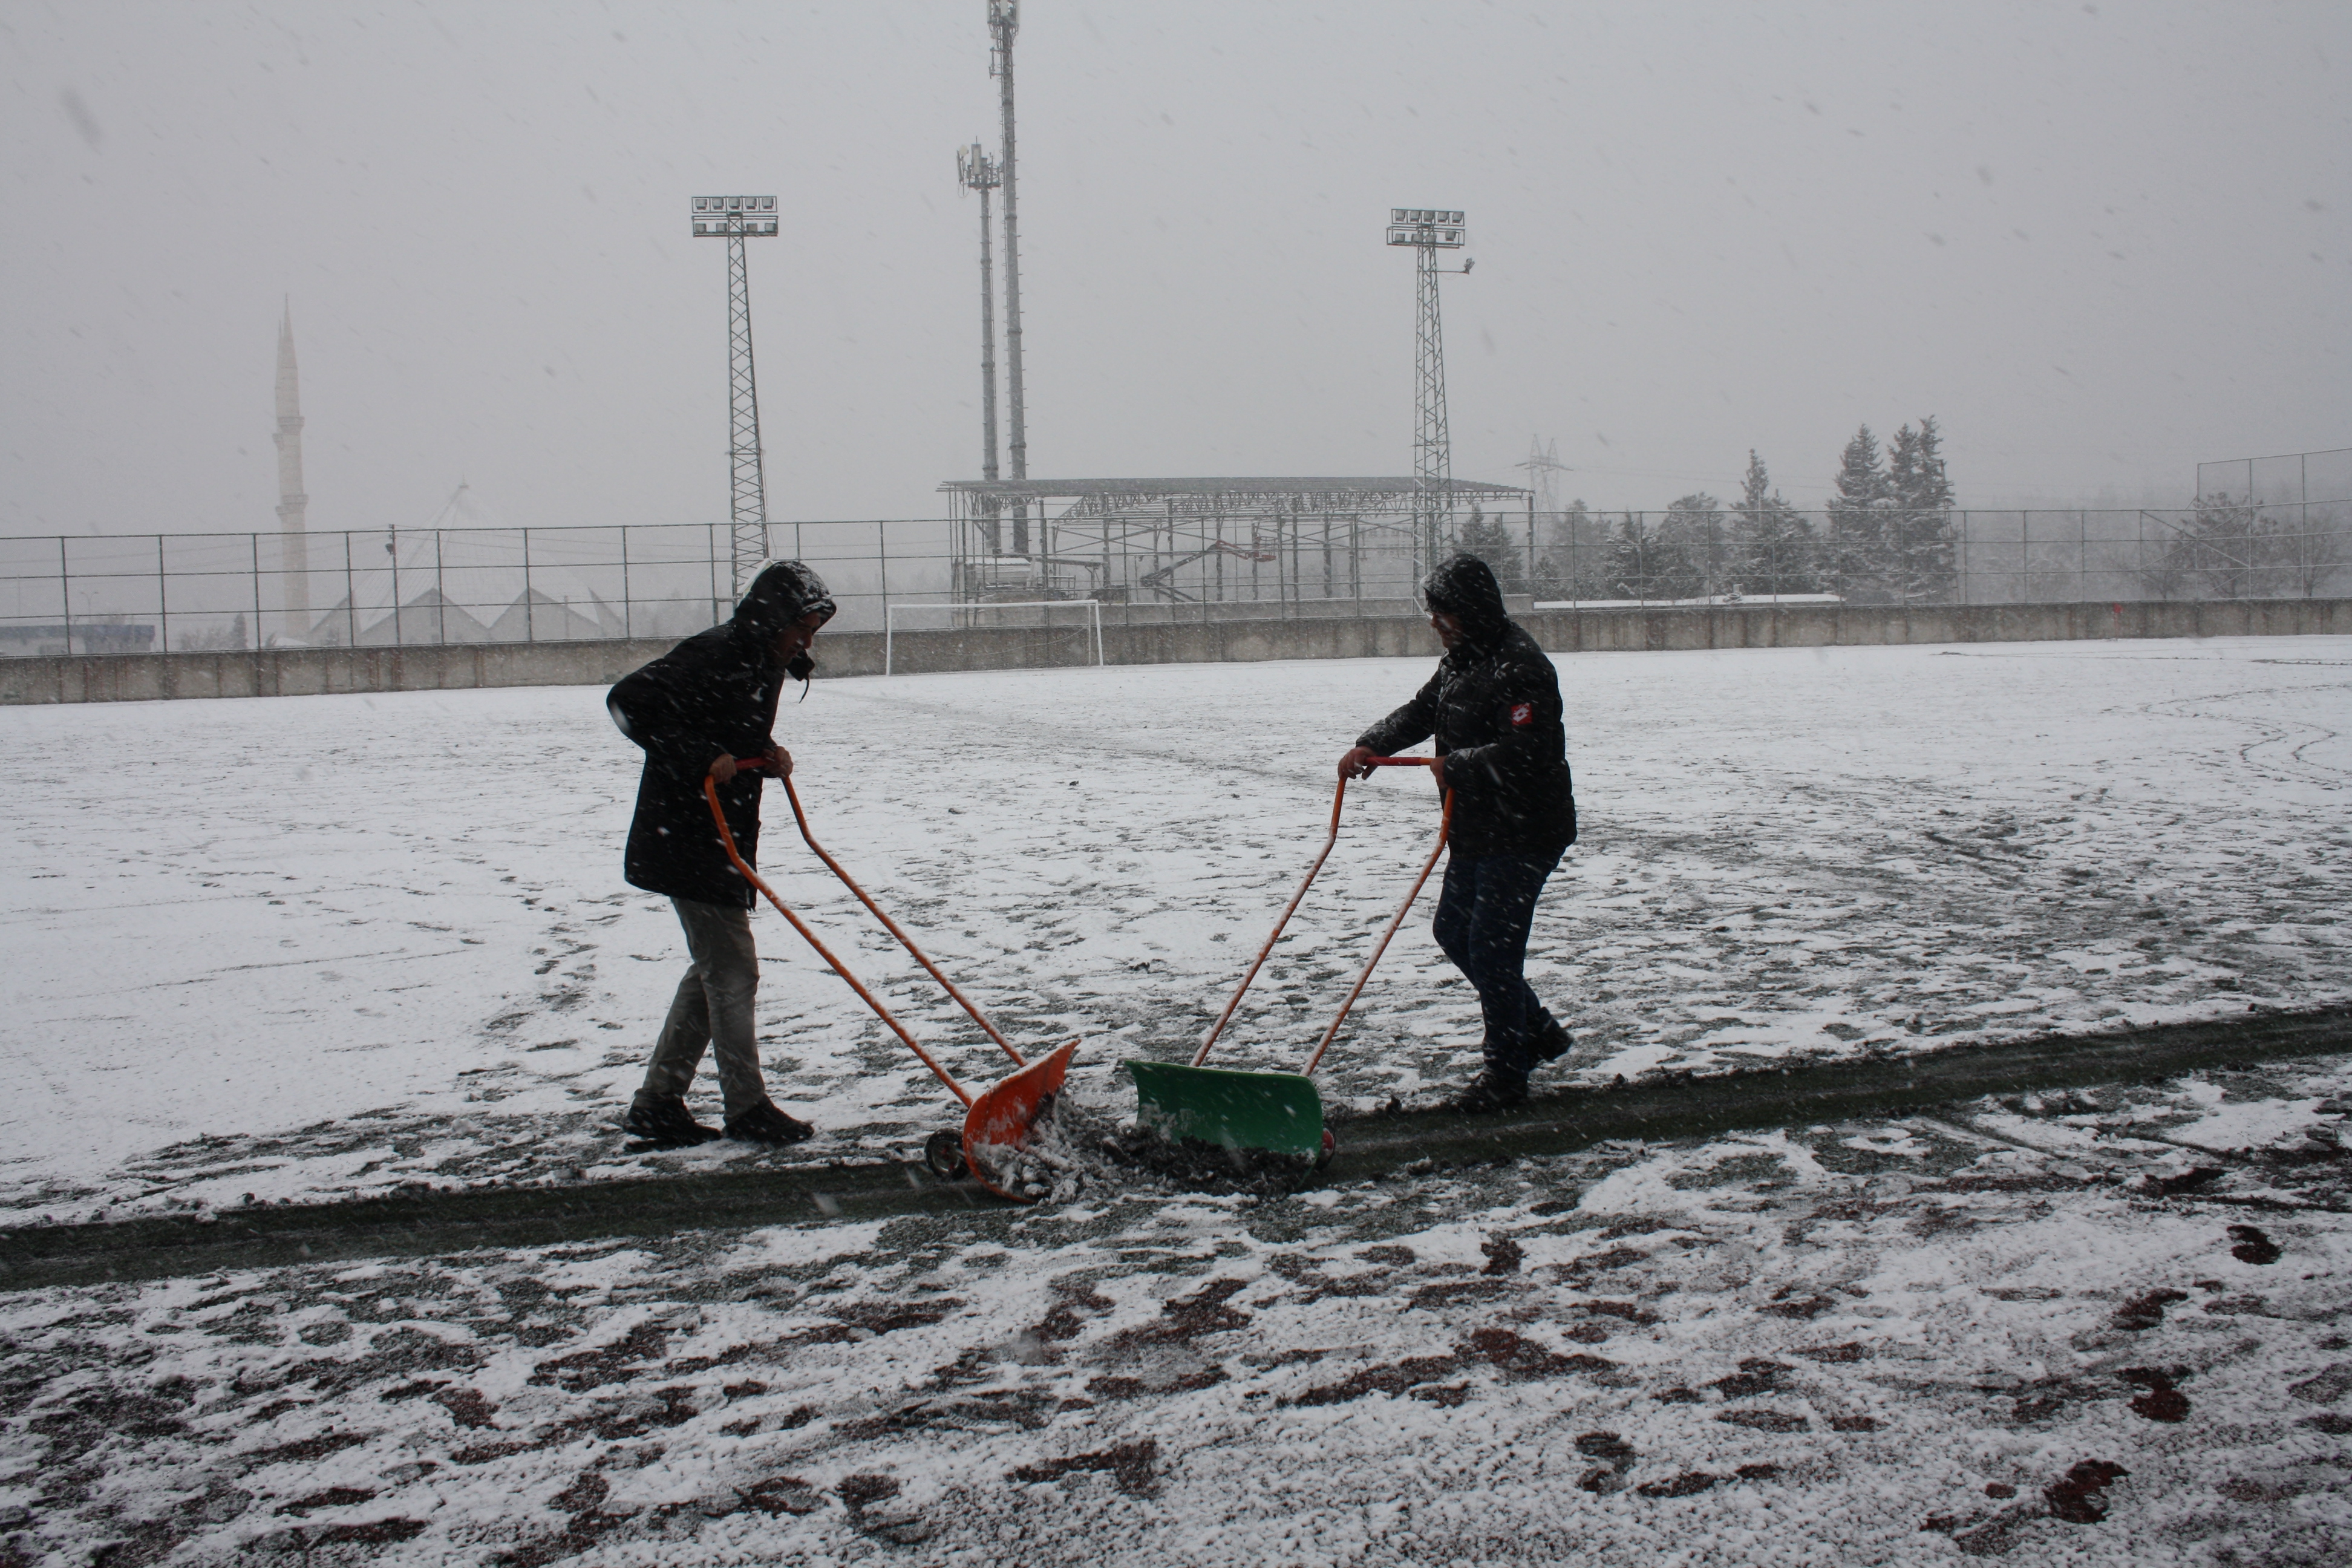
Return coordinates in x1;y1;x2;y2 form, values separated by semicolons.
638;896;770;1119
1431;847;1564;1080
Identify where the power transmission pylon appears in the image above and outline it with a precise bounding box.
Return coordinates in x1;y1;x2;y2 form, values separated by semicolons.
957;142;1004;556
1387;207;1470;577
690;195;780;596
1516;437;1568;517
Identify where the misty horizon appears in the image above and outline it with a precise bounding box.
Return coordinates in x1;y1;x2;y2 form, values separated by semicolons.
4;2;2345;544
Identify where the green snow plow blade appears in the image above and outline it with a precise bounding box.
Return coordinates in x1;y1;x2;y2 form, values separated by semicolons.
1124;1062;1326;1161
1126;1061;1324;1161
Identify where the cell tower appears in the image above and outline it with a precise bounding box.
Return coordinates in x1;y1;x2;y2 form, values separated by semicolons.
957;142;1004;556
988;0;1031;557
1387;207;1469;573
690;195;780;596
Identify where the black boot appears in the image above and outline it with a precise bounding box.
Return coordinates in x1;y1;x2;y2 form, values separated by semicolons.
725;1099;815;1146
622;1094;722;1148
1534;1016;1573;1063
1449;1068;1530;1114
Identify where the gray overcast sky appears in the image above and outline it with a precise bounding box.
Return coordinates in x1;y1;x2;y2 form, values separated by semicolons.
4;1;2345;541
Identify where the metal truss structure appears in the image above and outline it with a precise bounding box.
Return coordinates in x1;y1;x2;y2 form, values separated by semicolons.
1387;209;1469;565
939;476;1528;607
691;195;779;598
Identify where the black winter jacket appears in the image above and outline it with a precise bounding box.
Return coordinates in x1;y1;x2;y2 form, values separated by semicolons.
607;562;835;907
1357;554;1577;857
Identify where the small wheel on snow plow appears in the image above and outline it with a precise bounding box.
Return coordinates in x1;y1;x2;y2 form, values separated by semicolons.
1316;1129;1336;1172
924;1129;969;1181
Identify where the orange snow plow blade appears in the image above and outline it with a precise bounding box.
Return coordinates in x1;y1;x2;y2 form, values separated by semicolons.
962;1036;1080;1200
702;771;1075;1203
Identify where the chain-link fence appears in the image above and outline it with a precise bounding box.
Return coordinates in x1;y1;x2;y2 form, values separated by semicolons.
1526;500;2350;609
3;502;2347;658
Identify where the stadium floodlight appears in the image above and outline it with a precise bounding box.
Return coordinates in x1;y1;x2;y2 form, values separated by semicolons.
1386;207;1467;248
690;197;781;594
690;195;780;238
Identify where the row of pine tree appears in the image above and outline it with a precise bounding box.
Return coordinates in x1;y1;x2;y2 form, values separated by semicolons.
1458;418;1960;604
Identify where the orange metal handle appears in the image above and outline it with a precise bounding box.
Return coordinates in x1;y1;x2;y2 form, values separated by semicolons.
1301;789;1452;1077
702;776;973;1108
771;774;1027;1069
1191;754;1442;1070
1192;774;1351;1067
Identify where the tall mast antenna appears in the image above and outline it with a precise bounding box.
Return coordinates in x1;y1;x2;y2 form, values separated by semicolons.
957;142;1004;557
988;0;1031;558
1387;207;1468;577
690;195;780;596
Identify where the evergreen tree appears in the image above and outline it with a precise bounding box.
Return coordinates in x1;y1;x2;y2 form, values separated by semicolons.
1885;416;1959;601
1454;506;1529;594
1606;512;1702;600
1730;450;1820;594
1826;424;1892;599
1531;498;1592;601
1661;492;1727;594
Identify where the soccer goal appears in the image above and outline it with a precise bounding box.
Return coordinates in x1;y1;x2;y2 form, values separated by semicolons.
883;599;1106;676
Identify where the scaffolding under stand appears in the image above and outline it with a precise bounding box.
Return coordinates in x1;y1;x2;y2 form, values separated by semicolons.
939;477;1529;610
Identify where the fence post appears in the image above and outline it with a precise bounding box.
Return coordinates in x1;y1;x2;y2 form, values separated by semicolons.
436;530;447;644
251;532;263;650
157;535;169;653
621;526;632;640
345;532;358;647
59;537;71;655
390;526;402;647
522;528;534;642
877;519;889;629
2078;509;2087;605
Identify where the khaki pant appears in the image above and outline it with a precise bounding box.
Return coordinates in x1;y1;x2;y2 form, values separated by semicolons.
636;897;768;1119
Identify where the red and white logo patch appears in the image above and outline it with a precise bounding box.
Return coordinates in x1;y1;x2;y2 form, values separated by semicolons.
1509;701;1534;728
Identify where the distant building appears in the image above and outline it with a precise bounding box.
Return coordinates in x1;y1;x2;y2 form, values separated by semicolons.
0;623;156;658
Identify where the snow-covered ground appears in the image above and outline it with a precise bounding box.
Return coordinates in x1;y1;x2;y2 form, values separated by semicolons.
1;636;2348;1563
0;1057;2345;1564
1;637;2345;1219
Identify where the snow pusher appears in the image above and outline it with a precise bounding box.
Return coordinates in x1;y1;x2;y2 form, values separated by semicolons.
1126;757;1452;1165
703;766;1076;1202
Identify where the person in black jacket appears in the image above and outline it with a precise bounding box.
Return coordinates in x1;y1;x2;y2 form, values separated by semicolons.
1338;553;1578;1111
606;560;835;1148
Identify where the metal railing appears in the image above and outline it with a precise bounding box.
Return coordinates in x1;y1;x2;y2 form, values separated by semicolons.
2;503;2345;658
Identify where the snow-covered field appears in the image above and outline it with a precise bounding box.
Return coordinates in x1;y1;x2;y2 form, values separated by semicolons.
1;637;2345;1218
0;1058;2346;1564
1;636;2349;1564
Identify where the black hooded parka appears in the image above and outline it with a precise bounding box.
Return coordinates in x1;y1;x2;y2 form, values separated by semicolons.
607;561;836;907
1357;554;1577;857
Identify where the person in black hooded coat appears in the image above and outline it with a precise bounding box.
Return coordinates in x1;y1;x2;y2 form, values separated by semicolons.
1339;553;1577;1111
605;560;835;1147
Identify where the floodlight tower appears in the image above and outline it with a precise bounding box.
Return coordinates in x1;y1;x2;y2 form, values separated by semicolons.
957;142;1005;556
988;0;1031;557
1387;207;1469;572
690;195;780;596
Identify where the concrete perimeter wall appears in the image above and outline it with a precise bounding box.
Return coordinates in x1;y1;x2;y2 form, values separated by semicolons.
4;597;2347;706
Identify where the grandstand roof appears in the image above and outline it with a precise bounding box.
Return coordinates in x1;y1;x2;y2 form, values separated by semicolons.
939;477;1528;500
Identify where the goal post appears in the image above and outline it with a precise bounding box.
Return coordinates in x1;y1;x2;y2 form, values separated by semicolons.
883;599;1106;676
